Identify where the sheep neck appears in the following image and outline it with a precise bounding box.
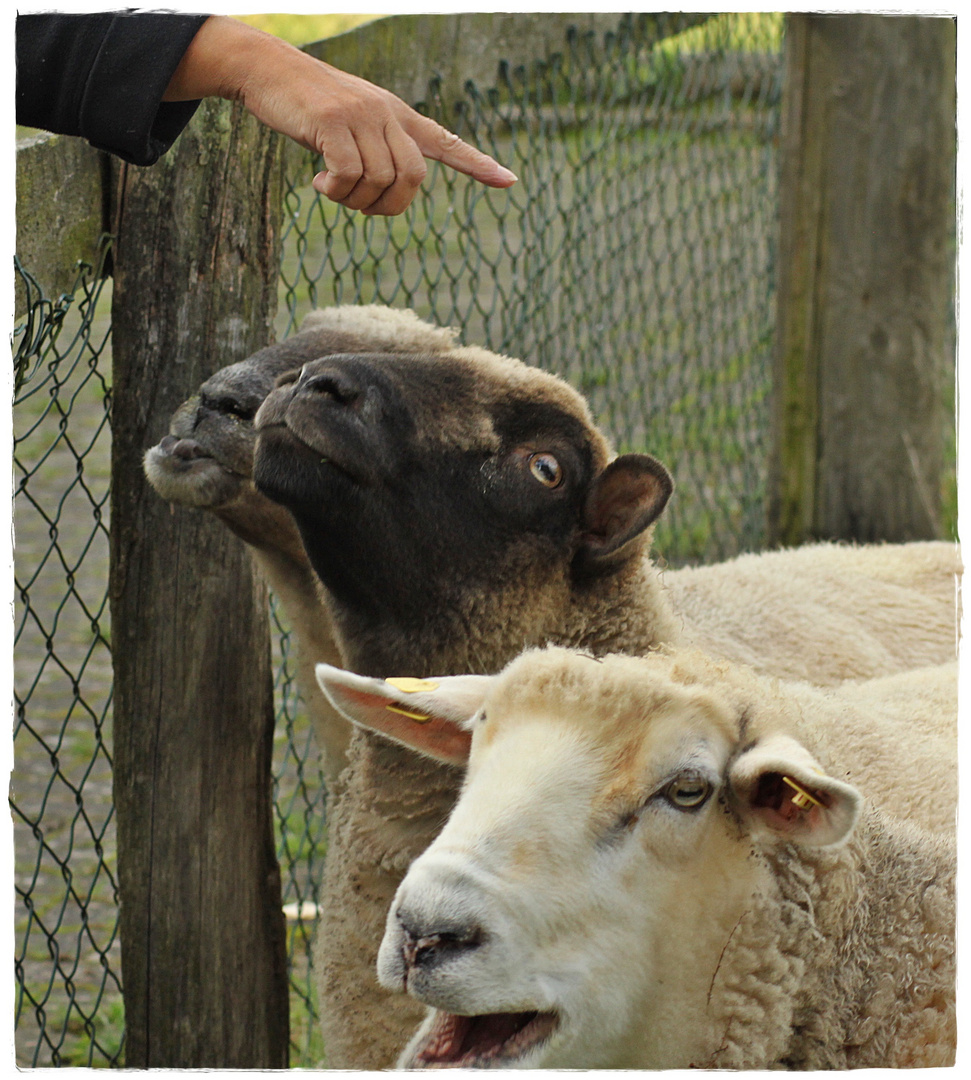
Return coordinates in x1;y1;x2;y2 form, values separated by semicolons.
704;812;955;1070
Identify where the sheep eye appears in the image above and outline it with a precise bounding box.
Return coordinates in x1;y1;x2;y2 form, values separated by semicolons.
664;773;711;810
528;452;563;488
201;392;255;421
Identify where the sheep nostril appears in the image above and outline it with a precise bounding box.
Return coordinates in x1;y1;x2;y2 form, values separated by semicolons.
298;368;362;407
400;923;484;971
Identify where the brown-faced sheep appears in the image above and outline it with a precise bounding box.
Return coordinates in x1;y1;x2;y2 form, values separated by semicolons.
248;319;959;1067
143;306;464;787
317;648;956;1069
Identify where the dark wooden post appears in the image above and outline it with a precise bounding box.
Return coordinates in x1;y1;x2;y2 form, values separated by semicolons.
769;14;956;546
109;99;289;1067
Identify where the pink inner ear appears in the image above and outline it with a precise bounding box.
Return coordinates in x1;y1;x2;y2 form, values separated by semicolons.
336;685;472;765
341;686;401;711
752;771;830;827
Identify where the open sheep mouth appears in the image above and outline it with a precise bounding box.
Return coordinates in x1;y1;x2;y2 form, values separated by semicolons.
409;1009;559;1069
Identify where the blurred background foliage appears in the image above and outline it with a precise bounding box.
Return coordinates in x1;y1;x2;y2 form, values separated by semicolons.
235;12;784;52
234;12;382;43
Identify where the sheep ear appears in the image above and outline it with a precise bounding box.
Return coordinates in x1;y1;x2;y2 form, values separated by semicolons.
315;664;491;765
728;733;861;847
578;454;674;564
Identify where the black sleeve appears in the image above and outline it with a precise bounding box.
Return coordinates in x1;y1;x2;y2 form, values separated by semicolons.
16;11;212;166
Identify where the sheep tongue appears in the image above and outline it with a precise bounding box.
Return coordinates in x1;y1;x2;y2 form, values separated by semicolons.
413;1009;555;1067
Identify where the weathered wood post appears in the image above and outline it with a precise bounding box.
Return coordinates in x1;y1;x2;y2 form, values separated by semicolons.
769;14;956;546
109;98;289;1067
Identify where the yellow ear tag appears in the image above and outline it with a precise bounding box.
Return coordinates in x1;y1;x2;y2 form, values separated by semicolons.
385;704;433;723
383;677;440;723
385;677;440;693
782;775;823;810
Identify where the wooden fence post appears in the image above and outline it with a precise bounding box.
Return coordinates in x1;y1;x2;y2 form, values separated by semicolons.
108;99;289;1067
769;13;956;546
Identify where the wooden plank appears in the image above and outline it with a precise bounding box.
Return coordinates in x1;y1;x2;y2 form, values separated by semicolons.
108;98;289;1068
769;14;956;544
305;13;695;104
14;133;107;316
292;12;714;155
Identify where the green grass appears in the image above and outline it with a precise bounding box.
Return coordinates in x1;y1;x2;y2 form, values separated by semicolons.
236;11;784;56
286;917;326;1067
663;11;784;54
234;12;382;45
59;997;125;1067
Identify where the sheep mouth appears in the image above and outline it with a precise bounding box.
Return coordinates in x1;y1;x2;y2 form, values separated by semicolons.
407;1009;559;1069
255;422;368;486
144;438;246;508
150;435;215;470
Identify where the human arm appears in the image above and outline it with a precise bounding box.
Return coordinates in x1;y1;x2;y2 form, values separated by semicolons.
163;16;518;216
16;12;210;167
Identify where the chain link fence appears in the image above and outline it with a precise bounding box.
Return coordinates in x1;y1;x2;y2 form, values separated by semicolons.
12;252;120;1067
12;11;784;1067
280;13;783;563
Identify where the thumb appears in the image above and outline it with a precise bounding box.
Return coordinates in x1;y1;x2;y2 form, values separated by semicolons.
407;115;518;188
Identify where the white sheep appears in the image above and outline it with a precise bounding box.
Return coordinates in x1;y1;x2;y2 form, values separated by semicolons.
317;648;956;1070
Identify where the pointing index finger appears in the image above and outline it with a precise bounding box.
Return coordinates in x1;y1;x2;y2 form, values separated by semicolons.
410;117;518;188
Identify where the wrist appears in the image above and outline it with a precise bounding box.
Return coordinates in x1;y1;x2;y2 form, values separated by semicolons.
163;16;282;103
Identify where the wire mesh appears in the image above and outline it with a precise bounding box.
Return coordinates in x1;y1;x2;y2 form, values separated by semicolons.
10;256;327;1066
12;251;122;1067
278;12;783;565
12;11;784;1068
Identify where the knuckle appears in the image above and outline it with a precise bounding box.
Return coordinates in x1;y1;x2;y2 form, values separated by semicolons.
386;191;413;215
400;160;428;188
326;163;363;189
365;166;397;190
430;122;461;149
340;191;371;211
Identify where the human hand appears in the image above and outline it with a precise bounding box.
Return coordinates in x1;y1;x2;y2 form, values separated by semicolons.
164;17;518;216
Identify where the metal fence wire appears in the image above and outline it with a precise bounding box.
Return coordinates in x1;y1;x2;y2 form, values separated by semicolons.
11;12;784;1067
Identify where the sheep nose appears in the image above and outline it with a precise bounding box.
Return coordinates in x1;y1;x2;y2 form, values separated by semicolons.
295;365;362;407
397;910;485;974
159;434;206;461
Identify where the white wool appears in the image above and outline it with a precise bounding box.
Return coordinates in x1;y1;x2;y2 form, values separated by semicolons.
376;647;955;1070
299;303;461;354
665;539;960;686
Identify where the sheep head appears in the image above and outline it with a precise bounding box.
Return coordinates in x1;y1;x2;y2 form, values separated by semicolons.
144;342;310;563
252;347;674;673
143;305;464;562
316;648;862;1070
